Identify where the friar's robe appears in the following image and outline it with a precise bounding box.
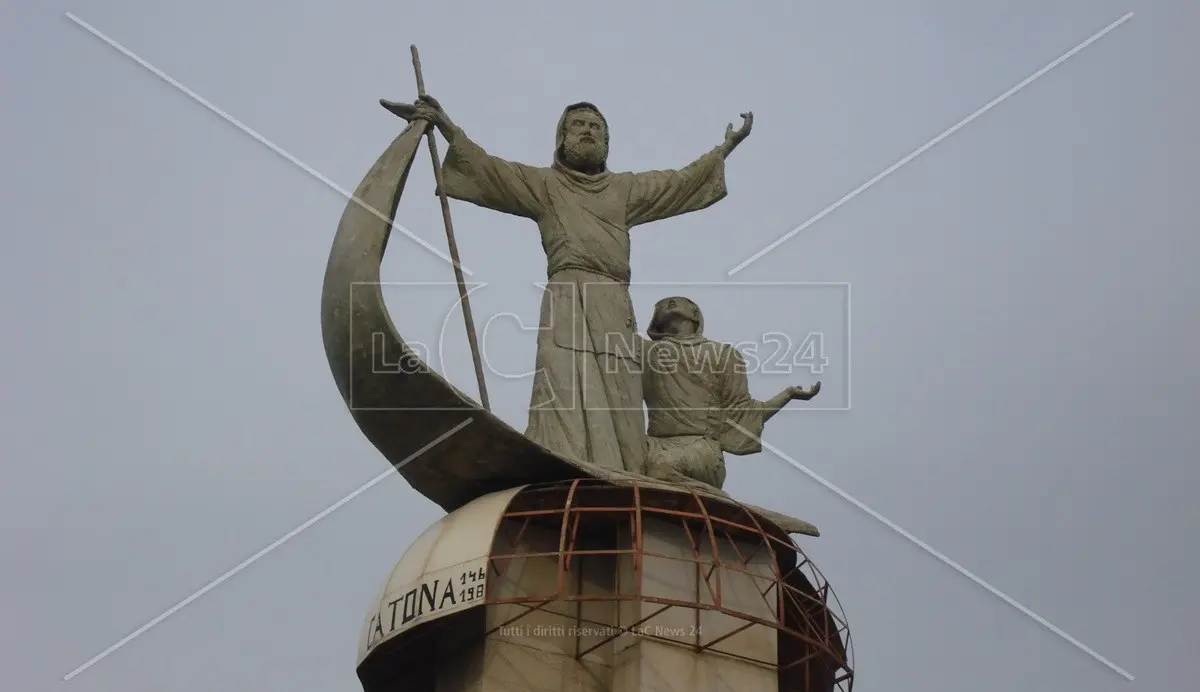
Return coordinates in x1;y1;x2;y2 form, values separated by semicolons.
439;131;727;473
642;335;767;489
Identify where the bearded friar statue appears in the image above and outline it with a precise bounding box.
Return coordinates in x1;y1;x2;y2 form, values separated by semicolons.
398;95;753;477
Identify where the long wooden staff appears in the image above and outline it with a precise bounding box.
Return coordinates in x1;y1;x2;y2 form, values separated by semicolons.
409;44;491;411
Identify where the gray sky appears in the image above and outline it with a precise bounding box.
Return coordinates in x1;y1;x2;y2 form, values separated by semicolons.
3;1;1197;690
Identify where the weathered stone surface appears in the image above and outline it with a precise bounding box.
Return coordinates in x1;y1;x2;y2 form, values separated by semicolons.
320;110;818;537
642;296;821;489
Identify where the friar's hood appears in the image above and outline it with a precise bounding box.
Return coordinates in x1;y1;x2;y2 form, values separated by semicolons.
553;102;610;176
647;296;705;342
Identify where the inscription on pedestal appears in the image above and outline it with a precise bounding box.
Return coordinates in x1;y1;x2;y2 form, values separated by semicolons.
365;560;487;652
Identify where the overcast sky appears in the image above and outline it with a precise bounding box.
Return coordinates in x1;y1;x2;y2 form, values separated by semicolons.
3;1;1198;691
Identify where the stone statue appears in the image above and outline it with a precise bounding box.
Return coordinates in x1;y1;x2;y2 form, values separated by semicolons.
324;57;822;535
405;94;754;476
641;296;820;490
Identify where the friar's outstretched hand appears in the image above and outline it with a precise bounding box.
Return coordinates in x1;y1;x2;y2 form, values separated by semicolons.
411;94;457;138
379;95;458;139
789;381;821;401
722;111;753;155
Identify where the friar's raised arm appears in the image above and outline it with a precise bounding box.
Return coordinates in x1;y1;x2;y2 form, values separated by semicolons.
624;146;728;228
440;130;548;220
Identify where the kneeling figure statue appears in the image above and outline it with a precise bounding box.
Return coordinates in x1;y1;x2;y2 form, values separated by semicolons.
641;296;820;491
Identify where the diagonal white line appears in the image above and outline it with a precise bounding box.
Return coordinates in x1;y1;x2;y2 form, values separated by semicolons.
730;422;1135;681
63;12;472;277
62;417;474;681
727;11;1134;276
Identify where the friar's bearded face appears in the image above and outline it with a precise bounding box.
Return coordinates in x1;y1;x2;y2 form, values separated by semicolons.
560;108;609;172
